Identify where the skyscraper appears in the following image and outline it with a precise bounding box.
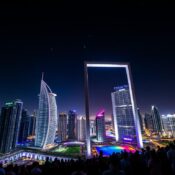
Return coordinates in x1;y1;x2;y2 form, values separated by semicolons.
111;85;141;146
144;113;154;132
151;106;163;133
137;108;144;133
90;120;96;136
18;109;30;143
0;100;23;153
67;110;76;140
161;114;175;138
35;75;57;149
58;113;67;142
76;116;86;141
28;111;36;136
96;110;106;142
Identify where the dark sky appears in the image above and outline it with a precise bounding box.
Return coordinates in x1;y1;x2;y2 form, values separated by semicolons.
0;2;175;115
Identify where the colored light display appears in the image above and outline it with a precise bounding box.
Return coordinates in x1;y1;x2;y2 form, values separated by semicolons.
96;109;105;117
95;145;136;156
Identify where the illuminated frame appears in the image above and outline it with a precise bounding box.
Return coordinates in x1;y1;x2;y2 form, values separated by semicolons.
84;62;143;157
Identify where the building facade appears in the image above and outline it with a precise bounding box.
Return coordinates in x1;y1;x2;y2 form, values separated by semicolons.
76;116;86;141
111;85;140;145
162;114;175;138
144;113;154;132
151;106;163;133
137;108;144;133
67;110;76;140
90;120;96;136
96;110;106;142
58;113;67;142
0;100;23;153
18;109;30;143
35;77;57;149
28;112;36;136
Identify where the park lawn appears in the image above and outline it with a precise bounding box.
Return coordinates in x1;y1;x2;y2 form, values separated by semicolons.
53;146;80;155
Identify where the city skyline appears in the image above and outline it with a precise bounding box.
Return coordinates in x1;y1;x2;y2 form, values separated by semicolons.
0;2;175;115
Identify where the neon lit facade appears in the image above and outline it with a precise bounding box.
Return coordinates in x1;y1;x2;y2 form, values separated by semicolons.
84;63;143;157
35;77;57;149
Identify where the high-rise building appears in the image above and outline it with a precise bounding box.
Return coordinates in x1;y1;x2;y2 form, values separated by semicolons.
58;113;67;142
90;120;96;136
137;108;144;133
35;75;57;149
18;109;30;143
151;106;163;133
111;85;141;146
144;113;154;132
96;110;106;142
162;114;175;138
76;116;86;141
67;110;76;140
0;100;23;153
28;112;36;136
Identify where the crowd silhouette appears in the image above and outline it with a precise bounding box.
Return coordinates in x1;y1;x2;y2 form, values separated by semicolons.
0;141;175;175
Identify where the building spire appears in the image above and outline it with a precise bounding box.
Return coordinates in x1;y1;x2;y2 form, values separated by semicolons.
41;72;44;80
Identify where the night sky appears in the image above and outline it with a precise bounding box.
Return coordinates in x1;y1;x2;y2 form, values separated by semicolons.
0;2;175;115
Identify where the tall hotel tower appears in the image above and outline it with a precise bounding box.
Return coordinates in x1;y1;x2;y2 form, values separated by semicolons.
35;75;57;149
0;100;23;153
111;85;141;146
96;110;106;142
76;116;86;141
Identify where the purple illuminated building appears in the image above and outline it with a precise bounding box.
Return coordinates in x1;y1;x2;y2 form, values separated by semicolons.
96;110;106;142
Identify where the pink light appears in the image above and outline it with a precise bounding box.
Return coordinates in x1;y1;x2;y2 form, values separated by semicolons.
96;109;105;118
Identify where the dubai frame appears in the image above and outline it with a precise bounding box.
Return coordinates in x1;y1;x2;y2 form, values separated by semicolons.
84;62;143;157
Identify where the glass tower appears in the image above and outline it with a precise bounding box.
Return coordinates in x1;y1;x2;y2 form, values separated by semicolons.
144;113;154;132
137;108;144;133
151;106;163;133
0;100;23;153
18;109;30;143
76;116;86;141
35;76;57;149
111;85;138;145
162;114;175;137
96;110;106;142
28;112;36;136
58;113;67;142
67;110;76;140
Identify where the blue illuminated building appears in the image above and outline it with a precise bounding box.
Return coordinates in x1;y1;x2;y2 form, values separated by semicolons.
35;75;57;149
96;110;106;142
0;100;23;153
111;85;139;145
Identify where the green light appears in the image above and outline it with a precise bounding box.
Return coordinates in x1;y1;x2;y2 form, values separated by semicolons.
5;102;14;106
